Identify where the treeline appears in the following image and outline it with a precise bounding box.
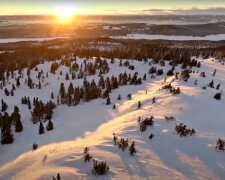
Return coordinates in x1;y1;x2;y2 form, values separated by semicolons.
1;38;225;80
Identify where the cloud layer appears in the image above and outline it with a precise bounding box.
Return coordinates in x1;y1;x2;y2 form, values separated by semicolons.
142;7;225;15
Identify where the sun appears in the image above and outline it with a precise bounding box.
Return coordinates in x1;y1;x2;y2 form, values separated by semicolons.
53;6;77;23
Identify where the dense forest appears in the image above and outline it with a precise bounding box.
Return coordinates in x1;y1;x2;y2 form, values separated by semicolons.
0;38;225;80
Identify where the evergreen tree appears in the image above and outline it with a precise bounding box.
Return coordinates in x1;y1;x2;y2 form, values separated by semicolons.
177;87;181;94
117;137;129;151
57;173;61;180
181;70;190;82
200;72;206;77
129;141;137;156
212;69;217;76
119;60;123;66
143;73;146;80
127;94;132;100
98;76;105;89
1;100;8;112
92;160;109;176
4;88;10;96
83;147;92;162
167;69;174;76
1;126;14;144
106;97;111;105
214;92;222;100
208;80;214;88
157;69;164;76
59;83;66;103
197;61;201;68
102;90;109;99
65;73;69;80
113;133;117;145
152;97;156;104
130;73;137;85
45;104;53;121
50;63;58;74
67;83;74;105
28;98;31;110
27;68;31;77
1;112;14;144
57;95;60;105
216;83;221;90
149;133;154;140
12;106;23;132
11;90;14;96
138;101;141;109
216;138;225;150
12;84;16;91
33;97;37;106
111;76;118;89
46;120;54;131
38;81;41;89
33;143;38;151
181;62;187;69
27;76;33;89
111;58;115;64
16;78;20;87
72;72;76;80
51;92;54;99
194;80;198;85
39;122;44;134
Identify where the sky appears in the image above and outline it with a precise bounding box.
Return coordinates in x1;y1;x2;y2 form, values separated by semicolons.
1;0;225;15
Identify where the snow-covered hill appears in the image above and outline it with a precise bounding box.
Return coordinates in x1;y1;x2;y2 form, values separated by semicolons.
0;57;225;179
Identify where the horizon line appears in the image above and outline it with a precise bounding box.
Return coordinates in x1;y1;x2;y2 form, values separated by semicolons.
1;13;225;17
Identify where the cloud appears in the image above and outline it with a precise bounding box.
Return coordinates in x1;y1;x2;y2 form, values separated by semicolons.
142;7;225;15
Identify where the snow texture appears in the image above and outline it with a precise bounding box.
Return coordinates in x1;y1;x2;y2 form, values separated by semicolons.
0;57;225;179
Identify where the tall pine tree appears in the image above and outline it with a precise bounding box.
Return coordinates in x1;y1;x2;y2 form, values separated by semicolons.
1;112;14;144
12;106;23;132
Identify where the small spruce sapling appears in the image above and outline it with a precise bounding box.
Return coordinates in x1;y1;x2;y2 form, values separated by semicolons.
138;101;141;109
83;147;92;162
129;141;137;156
39;122;45;134
149;133;154;140
106;97;111;105
46;120;54;131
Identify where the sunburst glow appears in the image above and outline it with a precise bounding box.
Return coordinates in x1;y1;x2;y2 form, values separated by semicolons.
53;6;77;23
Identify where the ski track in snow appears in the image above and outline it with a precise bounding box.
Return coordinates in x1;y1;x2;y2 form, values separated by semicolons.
0;58;225;179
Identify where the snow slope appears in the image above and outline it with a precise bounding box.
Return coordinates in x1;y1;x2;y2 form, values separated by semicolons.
1;58;225;179
112;34;225;41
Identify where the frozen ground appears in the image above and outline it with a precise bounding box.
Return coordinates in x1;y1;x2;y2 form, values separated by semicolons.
0;57;225;179
112;34;225;41
0;37;68;43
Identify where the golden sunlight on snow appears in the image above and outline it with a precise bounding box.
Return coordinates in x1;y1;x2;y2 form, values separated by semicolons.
0;74;205;179
1;59;225;179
